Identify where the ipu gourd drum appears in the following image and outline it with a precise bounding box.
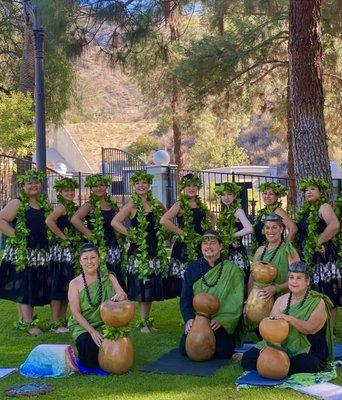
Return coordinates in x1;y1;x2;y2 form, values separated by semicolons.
185;293;220;361
98;300;135;374
257;317;290;379
245;261;277;324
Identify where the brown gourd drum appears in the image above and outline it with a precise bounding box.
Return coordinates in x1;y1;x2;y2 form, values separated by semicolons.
185;293;220;362
98;299;135;374
245;261;277;324
257;317;290;379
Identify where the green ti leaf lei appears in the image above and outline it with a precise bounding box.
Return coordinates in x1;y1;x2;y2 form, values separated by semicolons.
335;192;342;259
88;193;119;275
125;192;168;282
252;201;282;252
102;325;130;340
296;196;328;275
9;191;51;272
216;198;241;258
178;194;212;263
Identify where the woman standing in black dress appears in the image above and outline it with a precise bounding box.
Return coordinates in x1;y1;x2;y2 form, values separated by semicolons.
160;173;216;298
215;182;253;284
71;174;125;290
0;170;50;335
253;182;297;250
111;171;168;333
46;177;80;333
296;178;341;323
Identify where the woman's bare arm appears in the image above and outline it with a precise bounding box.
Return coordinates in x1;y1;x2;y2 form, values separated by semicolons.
275;208;298;241
160;202;183;236
71;202;92;237
111;199;135;236
234;208;253;237
46;204;67;240
318;203;340;245
0;199;20;237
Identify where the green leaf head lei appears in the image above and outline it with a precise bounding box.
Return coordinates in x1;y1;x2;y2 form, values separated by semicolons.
53;177;79;192
129;171;154;185
296;178;330;274
124;190;168;282
86;175;119;274
215;182;242;257
178;173;202;191
10;170;51;272
299;177;329;194
259;182;287;197
84;174;112;188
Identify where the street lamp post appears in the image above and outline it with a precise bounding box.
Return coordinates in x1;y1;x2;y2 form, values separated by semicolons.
24;1;46;173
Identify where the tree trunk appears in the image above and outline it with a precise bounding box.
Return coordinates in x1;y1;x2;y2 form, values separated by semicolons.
164;1;182;170
288;0;331;206
217;0;231;35
286;71;296;206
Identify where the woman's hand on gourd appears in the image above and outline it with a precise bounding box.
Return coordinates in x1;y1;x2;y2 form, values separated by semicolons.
111;292;128;302
258;285;276;300
90;329;104;347
185;319;194;334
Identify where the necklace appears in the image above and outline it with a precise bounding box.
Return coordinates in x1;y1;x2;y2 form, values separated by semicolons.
81;269;103;307
284;289;309;315
260;240;283;263
200;258;223;288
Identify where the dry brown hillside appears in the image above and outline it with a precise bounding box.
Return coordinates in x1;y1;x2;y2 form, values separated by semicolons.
63;45;156;171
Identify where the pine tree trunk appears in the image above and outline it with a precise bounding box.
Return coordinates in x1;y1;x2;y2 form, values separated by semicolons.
286;72;296;206
164;1;182;170
288;0;331;205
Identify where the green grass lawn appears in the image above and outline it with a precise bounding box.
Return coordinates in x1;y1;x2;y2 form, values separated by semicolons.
0;299;341;400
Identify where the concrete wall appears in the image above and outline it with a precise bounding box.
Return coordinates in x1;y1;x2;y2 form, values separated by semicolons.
47;125;93;173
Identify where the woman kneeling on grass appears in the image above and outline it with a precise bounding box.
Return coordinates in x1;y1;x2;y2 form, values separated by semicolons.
241;261;334;375
68;243;127;368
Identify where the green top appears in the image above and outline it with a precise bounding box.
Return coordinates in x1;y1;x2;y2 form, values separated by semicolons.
193;261;244;334
257;241;295;287
255;291;334;361
68;275;115;341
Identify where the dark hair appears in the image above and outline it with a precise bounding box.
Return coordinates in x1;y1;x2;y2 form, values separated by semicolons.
265;213;284;226
79;242;99;256
181;173;195;183
202;229;222;243
288;261;310;278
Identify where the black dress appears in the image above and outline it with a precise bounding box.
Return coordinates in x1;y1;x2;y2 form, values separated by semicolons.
254;218;266;248
297;211;341;307
164;208;205;299
226;221;250;285
126;212;164;302
48;214;74;301
0;206;49;306
87;209;125;290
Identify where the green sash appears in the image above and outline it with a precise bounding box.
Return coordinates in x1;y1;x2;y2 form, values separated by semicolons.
68;275;115;341
193;260;244;334
257;241;295;287
255;291;334;361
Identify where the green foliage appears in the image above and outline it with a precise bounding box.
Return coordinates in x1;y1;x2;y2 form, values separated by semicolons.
128;135;158;159
102;325;130;340
0;92;35;157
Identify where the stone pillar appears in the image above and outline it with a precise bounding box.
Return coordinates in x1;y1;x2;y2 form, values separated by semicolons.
146;164;177;207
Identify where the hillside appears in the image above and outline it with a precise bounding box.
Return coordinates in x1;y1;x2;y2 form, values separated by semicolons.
60;45;156;171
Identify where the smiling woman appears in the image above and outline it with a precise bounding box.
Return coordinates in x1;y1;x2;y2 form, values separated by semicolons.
68;243;127;368
0;170;51;335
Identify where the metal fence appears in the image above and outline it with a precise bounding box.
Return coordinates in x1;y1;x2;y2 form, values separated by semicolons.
166;167;342;218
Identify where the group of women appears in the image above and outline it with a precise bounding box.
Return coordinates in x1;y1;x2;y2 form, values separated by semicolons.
0;169;340;370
